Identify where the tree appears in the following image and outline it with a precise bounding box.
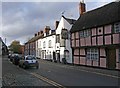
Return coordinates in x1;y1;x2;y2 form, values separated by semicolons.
9;40;22;54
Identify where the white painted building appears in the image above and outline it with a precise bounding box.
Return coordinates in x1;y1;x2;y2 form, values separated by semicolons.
36;16;76;64
55;15;76;64
36;27;56;61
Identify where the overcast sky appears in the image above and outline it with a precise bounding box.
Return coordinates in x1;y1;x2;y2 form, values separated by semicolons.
1;0;115;46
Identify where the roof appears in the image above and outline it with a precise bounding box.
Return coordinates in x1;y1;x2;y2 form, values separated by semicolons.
25;34;44;44
62;15;76;25
70;1;120;33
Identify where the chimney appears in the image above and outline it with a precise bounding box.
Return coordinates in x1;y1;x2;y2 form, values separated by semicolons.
44;26;50;36
37;32;40;35
35;33;37;37
40;31;43;35
55;21;59;29
79;0;86;15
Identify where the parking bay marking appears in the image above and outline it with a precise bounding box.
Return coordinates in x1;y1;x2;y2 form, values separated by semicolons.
30;72;65;88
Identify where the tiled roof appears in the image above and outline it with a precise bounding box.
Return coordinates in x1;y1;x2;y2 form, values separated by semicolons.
70;1;120;33
25;34;44;44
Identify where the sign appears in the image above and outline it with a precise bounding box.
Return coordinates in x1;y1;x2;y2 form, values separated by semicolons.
61;29;68;39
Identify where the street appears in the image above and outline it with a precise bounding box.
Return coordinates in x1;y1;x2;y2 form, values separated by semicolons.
2;56;120;87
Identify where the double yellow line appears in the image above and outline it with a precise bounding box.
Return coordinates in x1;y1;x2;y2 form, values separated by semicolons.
30;72;66;88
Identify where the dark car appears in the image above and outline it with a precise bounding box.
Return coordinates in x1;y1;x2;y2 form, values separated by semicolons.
10;53;18;62
8;54;12;58
12;55;20;65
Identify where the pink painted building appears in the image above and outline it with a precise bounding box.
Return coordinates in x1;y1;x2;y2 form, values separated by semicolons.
70;1;120;70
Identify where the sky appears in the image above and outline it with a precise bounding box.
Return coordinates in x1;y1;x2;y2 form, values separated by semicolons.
1;0;115;46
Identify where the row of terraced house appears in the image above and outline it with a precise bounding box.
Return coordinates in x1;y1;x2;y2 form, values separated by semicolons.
24;1;120;70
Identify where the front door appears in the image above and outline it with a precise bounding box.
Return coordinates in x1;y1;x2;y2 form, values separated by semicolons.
106;48;116;69
57;53;60;63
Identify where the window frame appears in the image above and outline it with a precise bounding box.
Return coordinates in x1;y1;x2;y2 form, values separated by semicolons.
114;22;120;33
80;29;91;38
86;48;99;61
56;34;60;43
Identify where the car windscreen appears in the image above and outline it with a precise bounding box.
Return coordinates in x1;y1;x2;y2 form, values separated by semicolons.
26;56;36;60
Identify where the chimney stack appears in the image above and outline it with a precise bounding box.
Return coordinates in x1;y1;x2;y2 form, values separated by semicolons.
79;0;86;16
44;26;50;36
35;33;37;37
37;32;40;36
55;21;59;29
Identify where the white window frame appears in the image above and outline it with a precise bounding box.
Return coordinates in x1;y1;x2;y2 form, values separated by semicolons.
86;48;99;61
114;22;120;33
80;29;91;38
48;40;52;48
43;41;46;48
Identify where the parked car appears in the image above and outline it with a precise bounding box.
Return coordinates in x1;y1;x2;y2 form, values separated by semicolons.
19;55;39;69
10;53;19;62
8;54;12;58
12;54;21;65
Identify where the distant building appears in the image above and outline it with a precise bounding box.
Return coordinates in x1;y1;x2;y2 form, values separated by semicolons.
70;1;120;70
36;26;56;61
24;33;43;56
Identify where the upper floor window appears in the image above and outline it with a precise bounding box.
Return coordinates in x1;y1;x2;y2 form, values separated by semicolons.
43;41;46;48
80;29;91;38
114;22;120;33
48;40;52;48
56;34;60;43
86;48;99;61
60;39;65;47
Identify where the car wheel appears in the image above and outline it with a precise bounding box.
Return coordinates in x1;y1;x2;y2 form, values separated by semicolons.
19;64;21;67
23;64;26;69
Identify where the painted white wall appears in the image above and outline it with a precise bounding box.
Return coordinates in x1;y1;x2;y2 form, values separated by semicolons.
37;33;56;60
56;16;73;64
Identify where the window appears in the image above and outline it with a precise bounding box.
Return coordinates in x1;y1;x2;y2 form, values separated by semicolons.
86;48;99;61
80;29;91;38
56;34;60;43
80;31;84;38
48;40;52;48
43;41;46;48
114;22;120;33
60;39;65;47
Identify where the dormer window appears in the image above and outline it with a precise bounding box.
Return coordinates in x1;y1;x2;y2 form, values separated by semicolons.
114;22;120;33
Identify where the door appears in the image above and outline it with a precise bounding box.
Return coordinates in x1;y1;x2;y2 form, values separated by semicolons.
56;53;60;63
106;48;116;69
53;52;56;62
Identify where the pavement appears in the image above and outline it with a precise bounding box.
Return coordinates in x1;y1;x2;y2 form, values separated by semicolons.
2;56;51;87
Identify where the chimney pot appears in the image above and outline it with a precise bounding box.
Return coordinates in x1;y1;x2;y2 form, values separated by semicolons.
35;33;37;37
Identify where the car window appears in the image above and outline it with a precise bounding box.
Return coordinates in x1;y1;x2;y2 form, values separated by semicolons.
26;56;36;60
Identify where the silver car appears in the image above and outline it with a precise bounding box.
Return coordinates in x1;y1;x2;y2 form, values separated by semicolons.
19;55;39;69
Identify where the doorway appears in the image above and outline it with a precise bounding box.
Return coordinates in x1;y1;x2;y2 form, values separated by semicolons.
106;48;116;69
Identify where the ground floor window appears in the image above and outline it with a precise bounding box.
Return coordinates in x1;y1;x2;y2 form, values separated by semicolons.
86;48;99;61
